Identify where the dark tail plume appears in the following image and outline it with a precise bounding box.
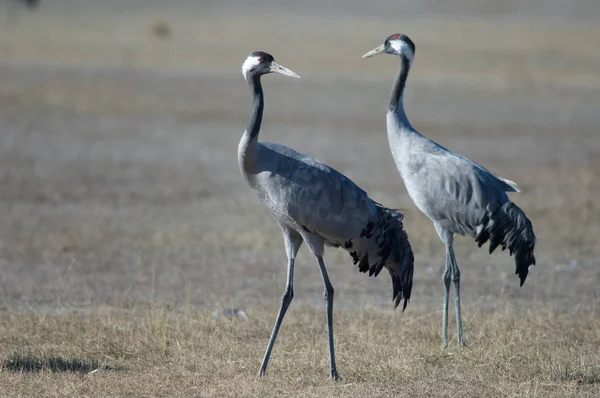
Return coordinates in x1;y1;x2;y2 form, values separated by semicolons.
475;202;536;286
349;206;414;311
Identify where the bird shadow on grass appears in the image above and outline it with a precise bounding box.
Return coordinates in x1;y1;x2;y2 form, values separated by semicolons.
2;354;124;373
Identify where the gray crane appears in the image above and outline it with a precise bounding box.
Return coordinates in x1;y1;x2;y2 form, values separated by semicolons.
362;34;536;347
239;51;414;379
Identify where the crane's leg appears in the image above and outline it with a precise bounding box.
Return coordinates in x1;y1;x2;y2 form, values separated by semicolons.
316;256;339;381
442;246;452;348
449;247;464;346
258;229;302;377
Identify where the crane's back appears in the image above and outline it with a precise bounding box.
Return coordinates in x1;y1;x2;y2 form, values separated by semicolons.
247;142;378;240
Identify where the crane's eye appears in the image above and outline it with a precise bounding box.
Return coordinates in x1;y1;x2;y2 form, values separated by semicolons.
257;57;264;63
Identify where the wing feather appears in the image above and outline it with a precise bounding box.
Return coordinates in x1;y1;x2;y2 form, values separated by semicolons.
260;142;376;243
410;152;514;235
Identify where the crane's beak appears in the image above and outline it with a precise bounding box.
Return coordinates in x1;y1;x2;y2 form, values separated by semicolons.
362;44;386;59
270;62;301;78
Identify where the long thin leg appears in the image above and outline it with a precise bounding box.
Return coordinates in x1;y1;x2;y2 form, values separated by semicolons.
442;247;452;348
316;256;339;380
449;247;464;346
258;258;294;376
258;229;302;377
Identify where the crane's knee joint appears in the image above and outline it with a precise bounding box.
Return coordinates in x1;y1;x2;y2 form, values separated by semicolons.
452;268;460;283
442;270;451;283
323;286;334;302
281;288;294;304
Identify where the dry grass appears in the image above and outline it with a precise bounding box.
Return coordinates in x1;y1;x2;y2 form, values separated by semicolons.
1;306;599;397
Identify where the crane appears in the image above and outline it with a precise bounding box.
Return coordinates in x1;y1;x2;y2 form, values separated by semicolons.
362;34;536;347
239;51;414;379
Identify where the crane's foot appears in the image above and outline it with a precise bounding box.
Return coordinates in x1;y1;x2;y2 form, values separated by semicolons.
441;338;467;349
257;367;267;377
330;369;340;381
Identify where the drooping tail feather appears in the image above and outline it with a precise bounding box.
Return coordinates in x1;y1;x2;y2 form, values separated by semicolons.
349;206;414;311
475;202;536;286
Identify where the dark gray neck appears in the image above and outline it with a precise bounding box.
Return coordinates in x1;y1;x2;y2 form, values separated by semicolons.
388;55;411;113
245;75;264;141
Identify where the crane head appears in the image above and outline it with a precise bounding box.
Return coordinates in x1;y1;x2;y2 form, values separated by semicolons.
362;33;416;64
242;51;300;83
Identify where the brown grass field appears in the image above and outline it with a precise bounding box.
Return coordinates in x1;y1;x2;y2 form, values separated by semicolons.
0;1;599;396
1;307;600;397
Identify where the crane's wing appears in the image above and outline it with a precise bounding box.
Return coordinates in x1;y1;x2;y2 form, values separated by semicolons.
260;142;377;244
411;151;516;234
258;142;415;309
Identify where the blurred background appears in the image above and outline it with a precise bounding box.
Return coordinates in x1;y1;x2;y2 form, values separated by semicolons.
0;0;598;313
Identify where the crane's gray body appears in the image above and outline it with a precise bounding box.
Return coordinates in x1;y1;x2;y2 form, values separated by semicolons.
239;140;377;249
386;111;518;243
238;134;413;297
